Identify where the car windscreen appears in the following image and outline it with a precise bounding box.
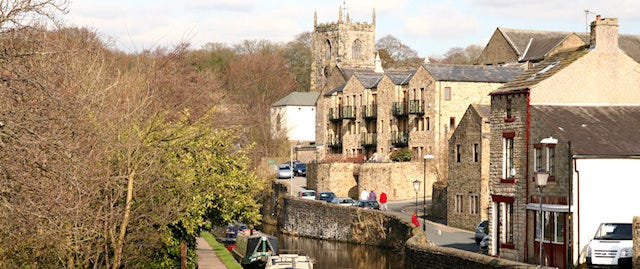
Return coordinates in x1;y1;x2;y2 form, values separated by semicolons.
594;223;632;240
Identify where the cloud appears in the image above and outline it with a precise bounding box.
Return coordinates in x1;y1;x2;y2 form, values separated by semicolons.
403;2;479;40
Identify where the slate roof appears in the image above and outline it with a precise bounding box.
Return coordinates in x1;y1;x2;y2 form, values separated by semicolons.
338;67;377;81
386;70;415;85
272;92;320;107
533;105;640;156
471;104;491;119
423;64;524;83
499;28;640;62
324;83;346;96
490;46;589;95
354;73;384;89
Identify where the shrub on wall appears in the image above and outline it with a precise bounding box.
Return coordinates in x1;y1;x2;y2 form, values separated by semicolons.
390;148;413;162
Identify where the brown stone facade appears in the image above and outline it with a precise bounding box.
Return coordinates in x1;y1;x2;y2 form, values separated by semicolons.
447;105;491;231
476;29;519;65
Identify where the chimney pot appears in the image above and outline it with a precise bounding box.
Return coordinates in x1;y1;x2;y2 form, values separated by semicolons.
596;15;601;20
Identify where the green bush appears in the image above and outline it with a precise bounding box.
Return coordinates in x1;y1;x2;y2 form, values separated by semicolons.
390;148;413;162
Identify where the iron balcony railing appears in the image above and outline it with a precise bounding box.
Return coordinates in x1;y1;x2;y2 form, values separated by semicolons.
362;104;377;120
390;131;409;147
392;102;408;117
342;106;356;120
327;134;342;148
360;132;377;148
408;100;425;115
328;107;341;122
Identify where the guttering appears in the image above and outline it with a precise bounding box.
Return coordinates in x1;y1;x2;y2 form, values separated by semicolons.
572;154;640;159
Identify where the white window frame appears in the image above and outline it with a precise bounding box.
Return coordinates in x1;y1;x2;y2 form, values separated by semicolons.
503;137;515;178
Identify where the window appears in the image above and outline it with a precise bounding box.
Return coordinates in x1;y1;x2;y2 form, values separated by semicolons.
455;194;464;213
499;202;514;244
444;87;452;101
536;211;565;243
506;97;513;118
504;137;515;178
325;40;332;59
547;146;555;176
470;195;480;214
534;147;542;172
473;143;479;162
449;117;455;131
426;117;430;130
456;144;461;162
352;39;362;59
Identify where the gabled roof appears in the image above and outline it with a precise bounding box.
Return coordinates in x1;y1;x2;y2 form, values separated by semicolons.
423;64;524;83
338;66;377;81
324;83;346;96
490;46;589;95
272;92;320;107
471;104;491;119
386;70;415;85
354;73;384;89
498;28;640;62
533;105;640;156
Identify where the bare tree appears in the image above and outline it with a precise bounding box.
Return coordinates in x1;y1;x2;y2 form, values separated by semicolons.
429;44;483;65
0;0;69;30
376;34;424;69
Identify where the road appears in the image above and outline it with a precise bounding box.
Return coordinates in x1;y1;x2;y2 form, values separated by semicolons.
278;176;481;253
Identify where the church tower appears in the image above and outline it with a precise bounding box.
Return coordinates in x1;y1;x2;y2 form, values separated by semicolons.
310;5;376;93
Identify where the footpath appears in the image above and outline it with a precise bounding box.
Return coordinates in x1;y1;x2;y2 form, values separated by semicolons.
196;237;227;269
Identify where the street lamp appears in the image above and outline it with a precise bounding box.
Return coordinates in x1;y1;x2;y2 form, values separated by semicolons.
423;154;434;232
536;136;555;266
413;179;421;216
536;168;549;267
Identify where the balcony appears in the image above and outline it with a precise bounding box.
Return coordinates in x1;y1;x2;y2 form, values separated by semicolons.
327;134;342;149
361;132;377;148
342;106;356;120
392;102;408;118
328;107;341;122
390;131;409;147
362;104;377;120
408;100;425;115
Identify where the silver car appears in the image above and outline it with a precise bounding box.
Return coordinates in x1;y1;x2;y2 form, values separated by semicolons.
475;220;488;244
331;197;356;206
277;165;293;179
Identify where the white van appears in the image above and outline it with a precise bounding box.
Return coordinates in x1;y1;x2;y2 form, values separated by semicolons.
586;223;632;268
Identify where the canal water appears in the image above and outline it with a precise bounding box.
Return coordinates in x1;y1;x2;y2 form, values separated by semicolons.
262;224;405;269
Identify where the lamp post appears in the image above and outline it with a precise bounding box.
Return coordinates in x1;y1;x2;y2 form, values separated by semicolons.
413;179;421;216
536;136;555;267
423;154;435;232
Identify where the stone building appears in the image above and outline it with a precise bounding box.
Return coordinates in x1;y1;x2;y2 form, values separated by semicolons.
447;104;491;231
476;26;640;66
487;16;640;268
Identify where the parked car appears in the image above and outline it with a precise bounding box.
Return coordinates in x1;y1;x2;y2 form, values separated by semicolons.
331;197;356;206
587;222;633;268
354;200;380;210
317;191;336;203
298;190;316;200
293;162;307;177
479;235;489;254
475;220;488;244
277;165;293;179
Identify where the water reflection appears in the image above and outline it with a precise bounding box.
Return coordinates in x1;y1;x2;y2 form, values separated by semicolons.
262;224;405;269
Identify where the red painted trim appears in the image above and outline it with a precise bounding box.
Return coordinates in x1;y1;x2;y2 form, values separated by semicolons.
500;178;516;183
548;176;556;182
491;195;515;203
525;91;531;261
504;117;516;122
533;143;542;149
501;243;516;249
502;131;516;138
547;143;557;148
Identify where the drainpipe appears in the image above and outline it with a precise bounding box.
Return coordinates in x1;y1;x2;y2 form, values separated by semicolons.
567;141;573;269
524;91;531;261
574;154;581;267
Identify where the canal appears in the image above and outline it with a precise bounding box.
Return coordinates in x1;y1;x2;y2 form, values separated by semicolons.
262;224;405;269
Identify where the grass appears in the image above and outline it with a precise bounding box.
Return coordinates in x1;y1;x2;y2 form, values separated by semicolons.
200;231;243;269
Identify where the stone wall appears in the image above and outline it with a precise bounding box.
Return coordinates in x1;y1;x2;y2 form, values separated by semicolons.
308;161;433;201
430;181;447;220
634;216;640;269
405;236;544;269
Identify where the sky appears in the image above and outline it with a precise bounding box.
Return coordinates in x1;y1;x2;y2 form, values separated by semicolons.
65;0;640;58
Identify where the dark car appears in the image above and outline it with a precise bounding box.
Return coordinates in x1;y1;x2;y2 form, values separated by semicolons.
293;162;307;177
317;191;336;203
355;200;380;210
475;220;488;244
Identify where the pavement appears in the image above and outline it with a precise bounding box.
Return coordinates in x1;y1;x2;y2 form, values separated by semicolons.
196;237;227;269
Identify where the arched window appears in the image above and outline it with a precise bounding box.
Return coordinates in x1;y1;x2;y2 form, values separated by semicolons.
325;40;332;59
352;39;362;59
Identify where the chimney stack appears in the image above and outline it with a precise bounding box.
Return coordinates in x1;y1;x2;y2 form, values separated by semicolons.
590;16;619;52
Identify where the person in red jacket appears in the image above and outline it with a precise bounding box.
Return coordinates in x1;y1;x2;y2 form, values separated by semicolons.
411;212;420;227
379;192;388;211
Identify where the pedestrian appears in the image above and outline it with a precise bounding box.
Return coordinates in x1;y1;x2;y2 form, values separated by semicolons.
379;192;388;211
411;212;420;227
368;190;376;201
360;189;369;201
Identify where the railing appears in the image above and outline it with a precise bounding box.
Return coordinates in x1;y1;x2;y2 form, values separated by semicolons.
342;106;356;120
408;100;425;115
362;104;377;120
327;134;342;148
360;133;377;148
390;131;409;147
392;102;408;117
328;107;341;122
